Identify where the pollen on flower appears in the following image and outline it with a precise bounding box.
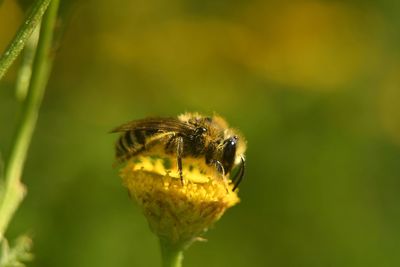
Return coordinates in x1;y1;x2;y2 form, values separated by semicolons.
120;156;240;246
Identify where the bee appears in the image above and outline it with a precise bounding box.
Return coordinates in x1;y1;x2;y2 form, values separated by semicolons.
112;113;246;191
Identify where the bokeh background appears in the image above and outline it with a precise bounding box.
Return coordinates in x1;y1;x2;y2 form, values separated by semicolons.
1;0;400;266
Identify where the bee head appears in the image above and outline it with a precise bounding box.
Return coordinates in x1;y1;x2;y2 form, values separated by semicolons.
221;135;238;173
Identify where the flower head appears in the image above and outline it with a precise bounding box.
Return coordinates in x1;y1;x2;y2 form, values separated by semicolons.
120;156;239;247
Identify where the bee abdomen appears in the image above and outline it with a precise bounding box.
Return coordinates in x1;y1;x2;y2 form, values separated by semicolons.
116;130;149;159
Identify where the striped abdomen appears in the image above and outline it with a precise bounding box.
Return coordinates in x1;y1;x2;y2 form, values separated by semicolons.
116;129;155;160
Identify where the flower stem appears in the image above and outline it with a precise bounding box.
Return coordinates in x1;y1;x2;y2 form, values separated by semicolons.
159;239;184;267
15;26;41;101
0;0;52;80
0;0;60;243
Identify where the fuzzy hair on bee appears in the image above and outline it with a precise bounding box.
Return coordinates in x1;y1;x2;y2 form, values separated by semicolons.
111;112;246;191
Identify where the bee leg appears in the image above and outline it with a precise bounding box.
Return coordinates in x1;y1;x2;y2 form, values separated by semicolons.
212;160;229;193
176;136;184;185
232;156;245;191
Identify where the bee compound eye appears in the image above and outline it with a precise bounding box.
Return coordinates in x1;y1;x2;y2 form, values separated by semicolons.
225;136;237;145
222;137;237;173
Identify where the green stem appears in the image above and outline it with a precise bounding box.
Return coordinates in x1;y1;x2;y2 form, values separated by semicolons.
15;26;41;101
159;239;184;267
0;0;52;80
0;0;60;243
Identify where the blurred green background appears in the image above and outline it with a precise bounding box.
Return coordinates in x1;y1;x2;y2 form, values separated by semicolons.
1;0;400;266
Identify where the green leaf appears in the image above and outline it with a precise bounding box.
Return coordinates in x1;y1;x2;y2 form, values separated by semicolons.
0;0;52;80
0;236;33;267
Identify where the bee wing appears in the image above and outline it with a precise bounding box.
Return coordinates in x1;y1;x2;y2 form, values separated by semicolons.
111;117;196;136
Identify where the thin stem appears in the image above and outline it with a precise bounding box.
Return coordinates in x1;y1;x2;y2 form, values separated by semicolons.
159;239;184;267
0;0;60;243
0;0;52;80
15;26;41;101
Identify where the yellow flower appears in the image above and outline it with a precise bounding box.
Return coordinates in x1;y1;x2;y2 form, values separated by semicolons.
120;156;240;248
